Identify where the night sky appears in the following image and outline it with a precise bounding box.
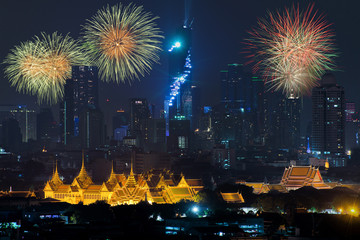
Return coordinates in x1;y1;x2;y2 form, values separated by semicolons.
1;0;359;132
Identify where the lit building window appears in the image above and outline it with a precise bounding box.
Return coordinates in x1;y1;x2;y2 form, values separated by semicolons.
178;136;187;149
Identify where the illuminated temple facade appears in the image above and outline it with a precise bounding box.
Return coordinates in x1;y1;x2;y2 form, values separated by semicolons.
44;160;203;205
280;165;330;191
241;166;331;193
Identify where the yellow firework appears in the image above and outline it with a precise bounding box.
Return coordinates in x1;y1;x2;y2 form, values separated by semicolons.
4;32;87;104
81;3;163;83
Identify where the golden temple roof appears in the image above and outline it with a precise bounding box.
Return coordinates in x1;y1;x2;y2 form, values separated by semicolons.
50;161;63;187
220;192;245;203
280;165;330;190
73;153;93;189
125;162;137;188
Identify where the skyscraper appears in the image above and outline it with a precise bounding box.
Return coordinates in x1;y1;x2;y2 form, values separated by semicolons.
283;95;301;150
129;98;150;146
37;108;58;147
345;102;359;152
60;66;99;145
218;65;265;147
0;105;36;142
164;1;195;134
312;74;346;167
79;106;105;149
1;118;22;153
220;64;252;112
112;109;129;141
345;102;356;122
263;91;301;151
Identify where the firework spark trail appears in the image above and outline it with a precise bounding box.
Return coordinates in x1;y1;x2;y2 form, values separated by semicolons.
245;4;337;97
81;3;163;84
4;32;87;104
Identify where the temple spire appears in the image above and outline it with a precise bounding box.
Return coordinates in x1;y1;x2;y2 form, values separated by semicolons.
81;151;85;171
78;150;88;178
51;160;63;186
74;150;93;188
126;152;136;187
107;160;117;184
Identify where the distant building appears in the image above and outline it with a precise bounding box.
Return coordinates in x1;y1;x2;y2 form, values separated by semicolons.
1;118;22;153
217;66;265;148
220;64;252;112
312;74;346;166
79;106;105;149
345;102;359;151
129;98;150;146
168;118;190;152
112;109;128;141
212;146;236;170
37;108;58;147
114;126;128;142
345;102;356;122
0;105;36;142
141;118;166;152
283;95;301;150
60;66;99;146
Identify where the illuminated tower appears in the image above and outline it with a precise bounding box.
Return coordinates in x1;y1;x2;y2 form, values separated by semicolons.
164;0;194;135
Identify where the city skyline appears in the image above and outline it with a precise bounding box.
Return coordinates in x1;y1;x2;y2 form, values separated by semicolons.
0;1;360;119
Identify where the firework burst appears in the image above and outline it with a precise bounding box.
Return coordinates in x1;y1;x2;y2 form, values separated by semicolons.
81;3;163;83
245;4;337;96
4;32;86;104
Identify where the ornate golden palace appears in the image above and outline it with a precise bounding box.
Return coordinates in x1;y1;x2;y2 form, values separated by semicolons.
44;157;203;205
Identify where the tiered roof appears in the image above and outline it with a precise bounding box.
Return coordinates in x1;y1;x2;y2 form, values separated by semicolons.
72;156;93;189
44;156;203;205
280;165;330;190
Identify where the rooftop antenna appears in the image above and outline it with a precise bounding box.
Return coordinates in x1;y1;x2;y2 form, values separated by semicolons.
184;0;193;28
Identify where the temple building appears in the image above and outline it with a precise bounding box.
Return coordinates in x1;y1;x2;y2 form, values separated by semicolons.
280;165;330;191
220;192;245;203
44;158;203;205
241;166;331;193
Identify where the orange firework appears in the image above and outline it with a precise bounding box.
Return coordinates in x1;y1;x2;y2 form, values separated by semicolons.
81;3;163;83
245;4;337;97
4;32;87;104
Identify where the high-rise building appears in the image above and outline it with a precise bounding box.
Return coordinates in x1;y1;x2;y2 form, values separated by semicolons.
168;117;191;152
345;102;356;122
218;65;265;148
79;106;105;149
220;64;252;112
0;105;36;142
37;108;58;147
284;95;301;150
112;109;129;141
164;1;195;134
1;118;22;153
345;102;359;152
129;98;150;146
251;77;265;143
60;66;99;145
312;74;346;167
263;91;301;151
141;118;166;152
